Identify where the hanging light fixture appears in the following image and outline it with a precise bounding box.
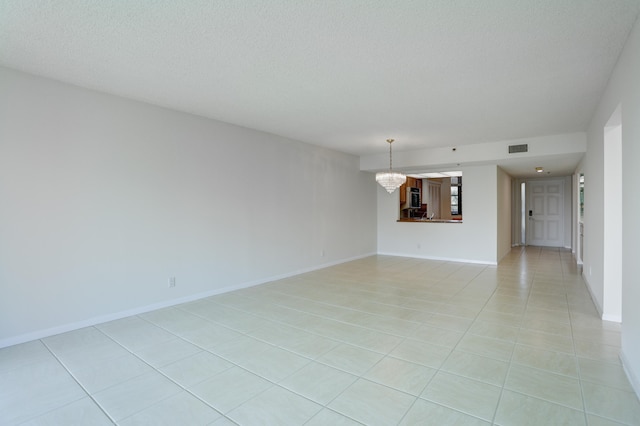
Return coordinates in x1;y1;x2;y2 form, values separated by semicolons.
376;138;406;193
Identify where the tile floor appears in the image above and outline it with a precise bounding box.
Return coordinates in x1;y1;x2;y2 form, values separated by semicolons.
1;247;639;425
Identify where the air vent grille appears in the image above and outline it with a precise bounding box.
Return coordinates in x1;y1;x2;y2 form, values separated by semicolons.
508;144;528;153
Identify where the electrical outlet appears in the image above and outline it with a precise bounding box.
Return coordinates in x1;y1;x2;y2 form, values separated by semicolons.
321;249;325;257
168;277;176;288
417;243;421;249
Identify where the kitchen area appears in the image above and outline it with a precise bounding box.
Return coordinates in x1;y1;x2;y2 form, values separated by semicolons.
398;172;463;223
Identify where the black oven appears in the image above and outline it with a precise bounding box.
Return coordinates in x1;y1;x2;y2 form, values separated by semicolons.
407;187;421;208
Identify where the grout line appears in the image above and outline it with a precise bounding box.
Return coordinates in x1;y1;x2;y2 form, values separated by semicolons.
40;333;119;425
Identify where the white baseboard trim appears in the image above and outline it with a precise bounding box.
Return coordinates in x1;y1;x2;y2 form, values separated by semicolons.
581;272;622;324
602;314;622;323
377;251;497;266
620;350;640;401
582;272;604;319
0;252;376;349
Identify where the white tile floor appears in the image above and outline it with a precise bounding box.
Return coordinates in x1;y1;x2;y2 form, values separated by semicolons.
2;247;639;425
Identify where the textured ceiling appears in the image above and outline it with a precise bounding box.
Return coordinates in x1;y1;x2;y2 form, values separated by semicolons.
1;1;639;159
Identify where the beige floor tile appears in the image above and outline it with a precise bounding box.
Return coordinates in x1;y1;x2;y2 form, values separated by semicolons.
42;327;113;354
364;356;436;395
521;317;573;337
512;344;578;378
19;397;113;426
179;323;245;351
280;361;357;405
578;358;634;391
482;300;527;316
160;351;234;388
71;352;153;393
140;307;211;334
436;302;483;319
468;320;520;343
441;350;509;386
572;327;621;347
409;324;464;347
574;339;621;364
92;371;182;421
494;390;586;426
0;340;54;373
190;366;272;414
400;399;490;426
345;327;405;353
582;382;640;425
245;320;300;344
517;328;575;354
96;316;176;352
316;343;384;375
455;334;514;362
421;371;501;421
236;345;310;382
359;315;421;336
0;358;88;425
522;307;570;325
134;337;201;368
207;334;274;363
43;328;130;371
118;391;221;425
209;416;239;425
276;330;340;359
305;409;362;425
586;414;629;425
421;313;473;332
328;379;416;425
505;365;583;410
228;385;322;425
389;339;451;368
475;309;523;327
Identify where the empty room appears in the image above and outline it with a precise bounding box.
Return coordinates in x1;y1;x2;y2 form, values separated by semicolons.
1;1;640;425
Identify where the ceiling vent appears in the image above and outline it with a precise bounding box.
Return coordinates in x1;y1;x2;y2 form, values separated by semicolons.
508;144;528;154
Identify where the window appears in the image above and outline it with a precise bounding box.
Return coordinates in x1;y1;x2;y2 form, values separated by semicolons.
451;176;462;215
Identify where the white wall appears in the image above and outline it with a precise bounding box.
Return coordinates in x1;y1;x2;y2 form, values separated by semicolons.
582;17;640;396
563;176;573;249
603;121;622;322
0;67;377;347
377;164;498;264
496;167;512;262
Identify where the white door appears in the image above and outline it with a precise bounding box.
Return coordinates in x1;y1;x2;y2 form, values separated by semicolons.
527;180;564;247
427;180;441;219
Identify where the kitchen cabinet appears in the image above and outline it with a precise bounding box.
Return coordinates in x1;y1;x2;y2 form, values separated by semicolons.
399;177;421;204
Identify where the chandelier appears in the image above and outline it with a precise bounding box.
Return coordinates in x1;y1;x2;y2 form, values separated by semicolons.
376;139;406;193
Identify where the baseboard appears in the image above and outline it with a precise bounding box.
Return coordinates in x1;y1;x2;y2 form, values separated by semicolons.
377;251;497;266
0;252;376;349
620;350;640;402
582;272;604;319
602;314;622;323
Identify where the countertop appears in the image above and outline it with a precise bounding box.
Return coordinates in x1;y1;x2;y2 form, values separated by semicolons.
397;218;463;223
